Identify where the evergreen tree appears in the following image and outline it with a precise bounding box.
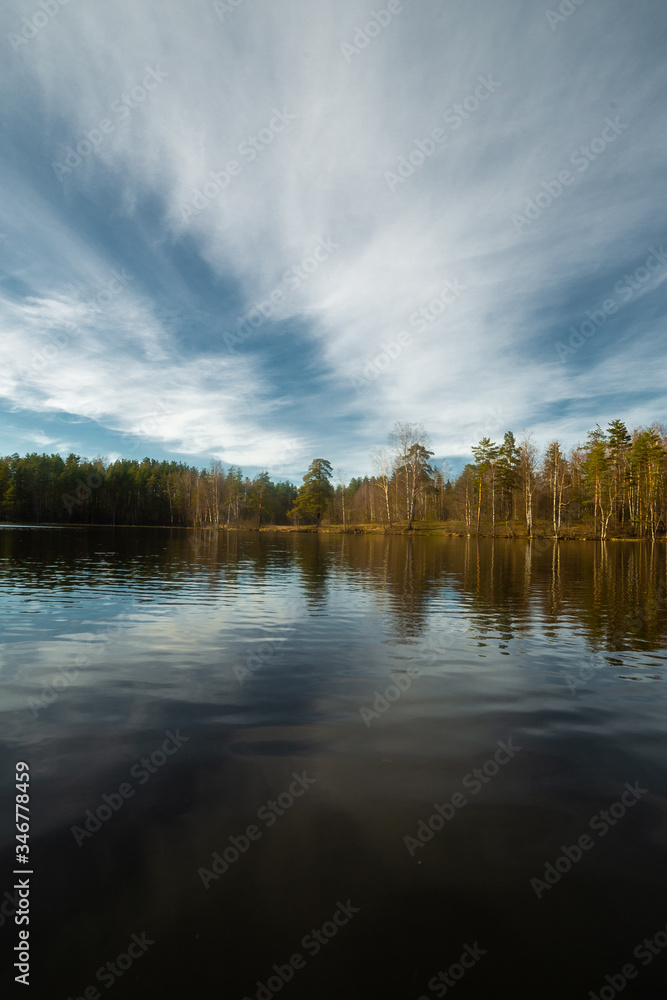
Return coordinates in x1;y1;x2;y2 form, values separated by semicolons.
291;459;334;524
498;431;520;523
472;437;499;532
246;472;274;527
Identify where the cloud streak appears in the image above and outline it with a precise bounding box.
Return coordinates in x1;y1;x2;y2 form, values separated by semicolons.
1;0;666;475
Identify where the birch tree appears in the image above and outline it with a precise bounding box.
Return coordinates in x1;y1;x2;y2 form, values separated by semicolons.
371;448;394;526
518;432;538;535
389;422;435;529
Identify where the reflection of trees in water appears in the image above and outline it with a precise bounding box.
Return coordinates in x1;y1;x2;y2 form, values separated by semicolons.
2;528;665;655
327;534;444;637
0;526;270;597
329;534;667;655
457;536;665;653
591;542;667;650
288;533;442;628
459;538;532;647
288;533;331;610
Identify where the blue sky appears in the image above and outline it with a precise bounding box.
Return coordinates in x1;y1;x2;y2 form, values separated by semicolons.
1;0;666;483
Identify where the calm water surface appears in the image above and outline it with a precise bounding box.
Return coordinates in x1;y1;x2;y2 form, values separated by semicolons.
1;528;666;999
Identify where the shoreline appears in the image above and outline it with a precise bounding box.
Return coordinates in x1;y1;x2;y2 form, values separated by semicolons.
1;521;663;541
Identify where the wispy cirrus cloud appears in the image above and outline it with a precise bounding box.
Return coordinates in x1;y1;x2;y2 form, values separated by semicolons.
0;0;665;474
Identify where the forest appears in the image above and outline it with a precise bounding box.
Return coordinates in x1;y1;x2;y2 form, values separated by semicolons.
1;419;665;538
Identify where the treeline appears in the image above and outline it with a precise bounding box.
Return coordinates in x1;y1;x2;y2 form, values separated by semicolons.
447;420;666;540
0;454;297;527
1;417;666;537
295;420;666;540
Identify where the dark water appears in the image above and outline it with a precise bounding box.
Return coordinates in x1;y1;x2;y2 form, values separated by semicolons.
1;527;666;999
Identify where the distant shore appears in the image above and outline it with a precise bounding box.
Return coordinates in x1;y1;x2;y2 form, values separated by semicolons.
244;523;664;540
3;521;663;540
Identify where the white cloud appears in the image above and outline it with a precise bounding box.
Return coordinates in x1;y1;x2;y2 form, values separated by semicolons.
1;0;666;472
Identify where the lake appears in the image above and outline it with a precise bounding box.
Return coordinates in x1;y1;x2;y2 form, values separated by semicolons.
1;527;666;999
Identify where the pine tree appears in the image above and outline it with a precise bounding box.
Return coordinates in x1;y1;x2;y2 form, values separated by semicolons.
498;431;520;525
472;437;499;532
291;459;334;525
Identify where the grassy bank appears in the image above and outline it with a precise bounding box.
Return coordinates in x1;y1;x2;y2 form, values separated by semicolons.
251;521;663;539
